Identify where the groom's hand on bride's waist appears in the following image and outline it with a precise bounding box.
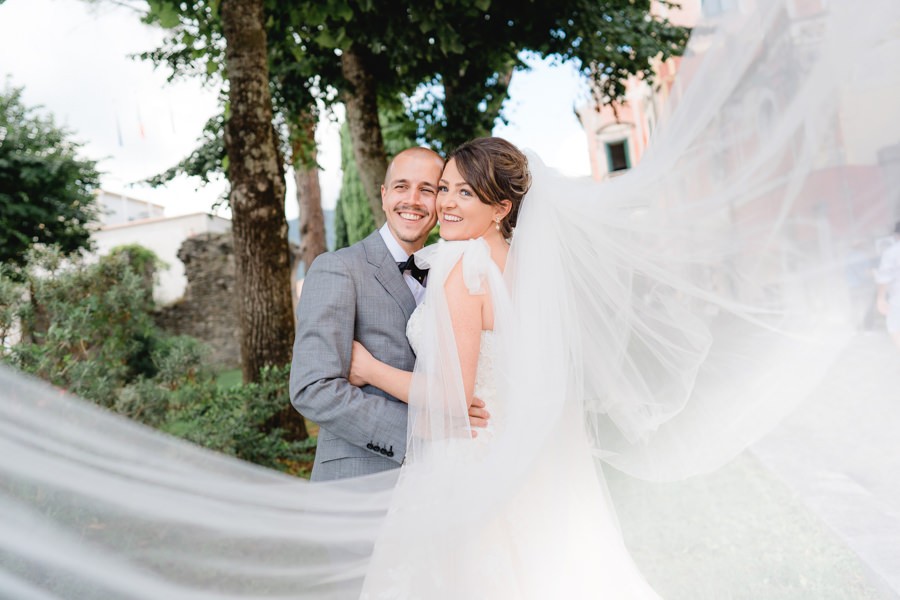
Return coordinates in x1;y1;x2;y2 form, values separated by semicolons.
469;397;490;438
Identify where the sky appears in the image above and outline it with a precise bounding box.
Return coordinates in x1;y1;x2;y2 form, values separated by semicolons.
0;0;593;220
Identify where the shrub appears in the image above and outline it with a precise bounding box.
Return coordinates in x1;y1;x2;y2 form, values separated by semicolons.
1;246;313;475
162;365;316;471
4;245;163;404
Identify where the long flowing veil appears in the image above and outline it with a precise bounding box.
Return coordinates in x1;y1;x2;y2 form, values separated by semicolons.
508;0;900;482
2;0;899;597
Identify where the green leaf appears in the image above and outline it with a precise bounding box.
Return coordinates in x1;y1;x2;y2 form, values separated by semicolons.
156;3;181;29
315;30;337;48
0;85;100;269
337;4;354;21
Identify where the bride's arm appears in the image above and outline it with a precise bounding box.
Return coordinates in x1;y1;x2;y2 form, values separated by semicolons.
443;261;487;410
349;342;413;403
350;336;492;431
349;261;487;410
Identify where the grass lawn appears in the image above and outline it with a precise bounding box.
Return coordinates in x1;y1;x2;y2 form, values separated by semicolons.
215;368;243;389
608;453;885;599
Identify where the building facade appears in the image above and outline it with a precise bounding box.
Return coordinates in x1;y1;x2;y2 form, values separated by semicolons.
96;190;165;226
91;191;231;304
575;1;701;181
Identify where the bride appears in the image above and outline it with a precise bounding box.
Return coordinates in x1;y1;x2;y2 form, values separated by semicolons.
1;0;898;597
351;137;661;598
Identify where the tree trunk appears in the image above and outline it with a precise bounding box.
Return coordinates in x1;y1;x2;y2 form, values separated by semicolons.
290;118;327;275
220;0;307;440
341;44;387;227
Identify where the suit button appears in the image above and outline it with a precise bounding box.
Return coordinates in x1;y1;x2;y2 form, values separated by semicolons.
387;451;394;457
366;443;374;450
379;448;388;456
372;445;381;453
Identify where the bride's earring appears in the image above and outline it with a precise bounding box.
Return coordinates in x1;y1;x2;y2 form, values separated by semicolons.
494;216;501;232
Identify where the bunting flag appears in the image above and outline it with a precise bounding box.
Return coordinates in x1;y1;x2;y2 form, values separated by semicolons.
137;106;146;140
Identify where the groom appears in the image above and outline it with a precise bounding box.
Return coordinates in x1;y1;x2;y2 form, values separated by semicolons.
290;147;488;481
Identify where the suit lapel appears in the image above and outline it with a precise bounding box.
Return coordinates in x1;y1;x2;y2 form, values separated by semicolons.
363;231;417;321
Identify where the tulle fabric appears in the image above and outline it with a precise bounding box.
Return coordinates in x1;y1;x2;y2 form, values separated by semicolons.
563;0;900;479
1;0;898;597
519;154;853;481
359;240;662;599
0;368;395;599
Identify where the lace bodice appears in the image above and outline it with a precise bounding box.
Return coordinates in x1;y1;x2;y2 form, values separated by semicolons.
406;304;500;433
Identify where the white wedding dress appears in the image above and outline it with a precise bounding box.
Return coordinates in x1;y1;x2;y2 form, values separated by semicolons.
360;241;661;600
0;1;897;597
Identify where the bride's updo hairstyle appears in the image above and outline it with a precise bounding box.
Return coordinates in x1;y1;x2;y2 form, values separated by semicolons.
449;137;531;239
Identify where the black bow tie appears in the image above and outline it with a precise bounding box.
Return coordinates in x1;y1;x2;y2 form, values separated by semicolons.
398;255;429;286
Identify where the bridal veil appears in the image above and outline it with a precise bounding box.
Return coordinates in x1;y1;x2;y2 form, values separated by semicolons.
2;0;899;597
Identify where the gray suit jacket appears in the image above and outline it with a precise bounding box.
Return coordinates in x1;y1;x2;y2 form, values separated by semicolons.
290;231;416;481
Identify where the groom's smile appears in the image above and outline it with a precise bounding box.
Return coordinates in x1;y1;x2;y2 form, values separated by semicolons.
398;211;426;222
381;148;443;254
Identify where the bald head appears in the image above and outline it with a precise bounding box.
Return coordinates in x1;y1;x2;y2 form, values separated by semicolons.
384;147;444;186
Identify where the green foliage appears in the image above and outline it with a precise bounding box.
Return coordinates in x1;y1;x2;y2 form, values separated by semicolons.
0;86;101;272
215;367;243;389
334;122;376;249
542;0;692;104
394;1;691;151
0;245;313;474
140;0;335;191
5;245;161;406
138;0;689;225
145;110;227;188
116;350;315;470
163;365;316;470
140;1;225;84
380;97;421;157
115;335;210;427
137;1;230;193
289;0;689;151
0;264;22;349
107;243;167;289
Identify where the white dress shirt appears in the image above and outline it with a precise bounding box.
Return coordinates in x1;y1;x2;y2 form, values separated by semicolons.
379;224;427;305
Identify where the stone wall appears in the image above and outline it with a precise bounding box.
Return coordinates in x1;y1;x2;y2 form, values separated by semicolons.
155;232;241;369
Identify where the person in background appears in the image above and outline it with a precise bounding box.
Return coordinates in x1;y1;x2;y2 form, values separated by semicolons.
875;221;900;349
